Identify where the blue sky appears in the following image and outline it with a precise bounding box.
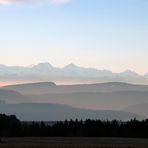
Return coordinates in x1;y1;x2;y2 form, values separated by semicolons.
0;0;147;74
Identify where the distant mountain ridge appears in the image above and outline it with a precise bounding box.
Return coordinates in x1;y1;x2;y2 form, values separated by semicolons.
2;82;148;111
0;62;148;85
0;89;27;103
1;81;148;120
0;63;141;76
3;81;148;95
0;103;143;121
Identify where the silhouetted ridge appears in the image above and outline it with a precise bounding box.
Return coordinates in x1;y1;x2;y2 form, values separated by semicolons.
4;82;56;87
0;89;26;103
0;103;143;121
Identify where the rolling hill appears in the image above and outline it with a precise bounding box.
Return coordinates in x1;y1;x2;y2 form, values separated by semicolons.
1;82;148;120
2;82;148;110
3;81;148;95
124;103;148;118
0;103;143;121
0;89;27;103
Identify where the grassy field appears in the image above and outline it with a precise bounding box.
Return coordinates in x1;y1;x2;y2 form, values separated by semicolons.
0;137;148;148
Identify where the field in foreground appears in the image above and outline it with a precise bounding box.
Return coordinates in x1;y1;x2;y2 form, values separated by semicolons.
1;138;148;148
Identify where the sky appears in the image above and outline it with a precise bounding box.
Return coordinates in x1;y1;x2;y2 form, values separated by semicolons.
0;0;148;74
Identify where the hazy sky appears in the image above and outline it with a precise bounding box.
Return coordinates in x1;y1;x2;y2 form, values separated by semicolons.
0;0;147;74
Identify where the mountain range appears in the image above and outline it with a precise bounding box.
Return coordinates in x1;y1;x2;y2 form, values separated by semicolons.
1;81;148;120
0;63;148;85
3;81;148;95
0;103;142;121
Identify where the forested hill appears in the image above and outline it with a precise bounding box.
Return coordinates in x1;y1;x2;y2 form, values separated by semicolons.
0;114;148;138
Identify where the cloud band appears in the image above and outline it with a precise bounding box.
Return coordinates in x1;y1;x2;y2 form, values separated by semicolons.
0;0;72;5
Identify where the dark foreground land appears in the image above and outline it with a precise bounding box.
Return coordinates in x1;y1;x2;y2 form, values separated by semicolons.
1;138;148;148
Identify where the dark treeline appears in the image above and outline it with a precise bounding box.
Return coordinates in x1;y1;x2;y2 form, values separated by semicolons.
0;114;148;138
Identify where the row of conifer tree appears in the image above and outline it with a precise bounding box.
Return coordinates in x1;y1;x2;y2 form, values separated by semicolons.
0;114;148;138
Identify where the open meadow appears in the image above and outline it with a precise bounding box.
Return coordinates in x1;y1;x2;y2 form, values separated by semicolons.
1;137;148;148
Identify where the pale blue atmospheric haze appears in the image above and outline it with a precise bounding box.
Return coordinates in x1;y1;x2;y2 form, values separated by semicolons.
0;0;148;74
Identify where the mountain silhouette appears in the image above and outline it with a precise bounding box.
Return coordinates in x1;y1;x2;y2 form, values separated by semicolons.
0;63;146;85
2;82;148;111
0;103;143;121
